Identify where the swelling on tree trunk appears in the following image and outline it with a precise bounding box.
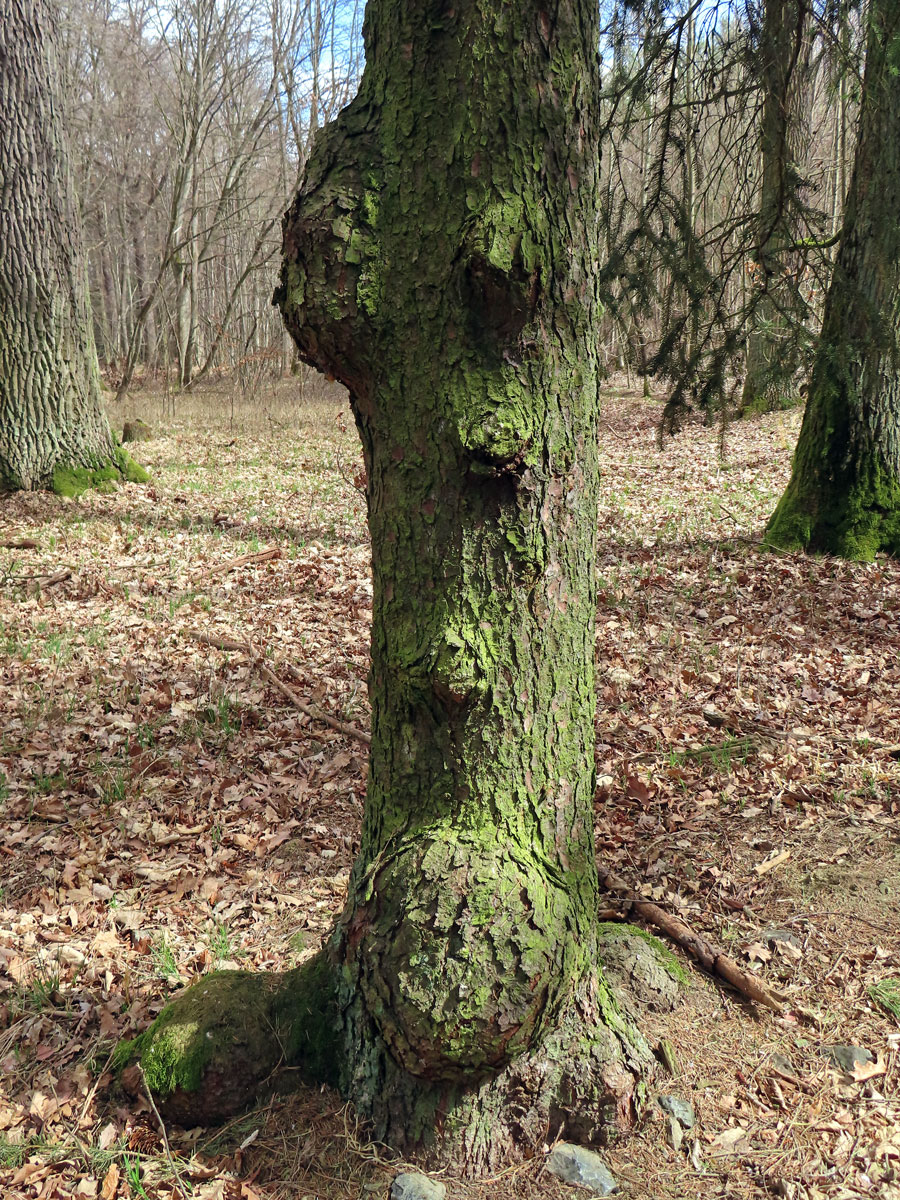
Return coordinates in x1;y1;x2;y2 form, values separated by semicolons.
766;0;900;557
0;0;143;493
128;0;658;1170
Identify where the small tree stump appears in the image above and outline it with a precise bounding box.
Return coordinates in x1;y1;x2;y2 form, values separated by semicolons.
122;419;153;443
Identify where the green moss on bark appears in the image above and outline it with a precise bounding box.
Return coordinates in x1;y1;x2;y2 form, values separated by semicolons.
272;0;659;1165
51;445;148;497
767;454;900;559
597;922;690;987
114;444;150;484
766;361;900;560
121;957;339;1125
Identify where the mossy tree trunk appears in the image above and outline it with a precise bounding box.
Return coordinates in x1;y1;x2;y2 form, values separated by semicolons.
133;0;653;1171
0;0;129;493
739;0;806;416
766;0;900;557
278;0;651;1165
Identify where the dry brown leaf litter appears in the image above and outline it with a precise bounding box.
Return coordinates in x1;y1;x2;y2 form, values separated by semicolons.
0;381;898;1200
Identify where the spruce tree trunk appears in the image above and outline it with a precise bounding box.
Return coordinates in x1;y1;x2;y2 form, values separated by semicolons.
766;0;900;557
130;0;656;1170
0;0;123;492
275;0;651;1165
740;0;805;416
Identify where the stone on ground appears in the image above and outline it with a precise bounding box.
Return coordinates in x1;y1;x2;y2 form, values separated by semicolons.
658;1094;695;1129
390;1172;447;1200
825;1045;873;1072
546;1144;617;1195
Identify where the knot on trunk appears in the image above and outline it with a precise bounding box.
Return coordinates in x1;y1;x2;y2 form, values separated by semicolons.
347;831;572;1083
276;118;380;396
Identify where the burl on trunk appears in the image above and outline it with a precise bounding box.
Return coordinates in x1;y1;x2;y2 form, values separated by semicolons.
127;0;656;1169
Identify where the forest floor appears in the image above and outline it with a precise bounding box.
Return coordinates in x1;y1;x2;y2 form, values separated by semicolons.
1;378;899;1200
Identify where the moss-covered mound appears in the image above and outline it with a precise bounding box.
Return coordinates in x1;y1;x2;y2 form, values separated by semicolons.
52;445;148;497
116;958;339;1126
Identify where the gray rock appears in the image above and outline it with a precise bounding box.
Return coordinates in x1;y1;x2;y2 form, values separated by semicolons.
547;1144;616;1195
390;1172;447;1200
770;1052;795;1075
761;926;802;950
825;1044;873;1073
658;1094;695;1129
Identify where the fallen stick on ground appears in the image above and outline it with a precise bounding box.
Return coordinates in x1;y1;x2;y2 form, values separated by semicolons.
1;567;71;587
194;547;282;580
600;870;786;1013
190;629;371;746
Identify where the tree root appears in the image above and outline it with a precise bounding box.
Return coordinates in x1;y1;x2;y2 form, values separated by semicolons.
600;871;786;1012
120;950;655;1170
117;955;339;1125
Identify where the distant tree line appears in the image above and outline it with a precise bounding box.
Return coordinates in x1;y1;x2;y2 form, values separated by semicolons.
57;0;363;394
56;0;868;414
4;0;896;561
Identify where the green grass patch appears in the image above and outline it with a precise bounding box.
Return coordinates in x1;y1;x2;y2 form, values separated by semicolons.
869;978;900;1023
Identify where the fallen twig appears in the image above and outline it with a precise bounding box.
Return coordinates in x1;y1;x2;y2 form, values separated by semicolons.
259;664;371;746
600;870;786;1013
194;547;282;580
600;419;633;442
138;1063;189;1193
1;538;38;550
0;567;71;587
191;630;371;746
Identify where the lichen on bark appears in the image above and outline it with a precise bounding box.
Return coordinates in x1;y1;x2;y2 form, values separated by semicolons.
136;0;657;1169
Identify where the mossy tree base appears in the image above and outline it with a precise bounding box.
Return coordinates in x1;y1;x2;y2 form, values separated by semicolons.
51;445;149;498
766;457;900;560
738;385;803;418
125;931;689;1167
342;974;653;1172
119;956;340;1126
128;952;655;1171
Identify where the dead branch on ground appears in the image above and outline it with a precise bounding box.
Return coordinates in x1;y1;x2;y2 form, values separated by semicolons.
190;629;371;746
600;870;786;1013
194;547;282;580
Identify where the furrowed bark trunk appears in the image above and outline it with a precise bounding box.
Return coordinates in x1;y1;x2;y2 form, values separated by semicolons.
131;0;655;1171
740;0;806;416
766;0;900;558
277;0;650;1164
0;0;124;492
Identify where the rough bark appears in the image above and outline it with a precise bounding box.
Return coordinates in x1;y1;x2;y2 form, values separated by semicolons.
740;0;806;416
133;0;655;1171
0;0;138;493
766;0;900;557
278;0;652;1163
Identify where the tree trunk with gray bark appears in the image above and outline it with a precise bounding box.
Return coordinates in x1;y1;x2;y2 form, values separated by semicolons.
766;0;900;557
0;0;138;493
